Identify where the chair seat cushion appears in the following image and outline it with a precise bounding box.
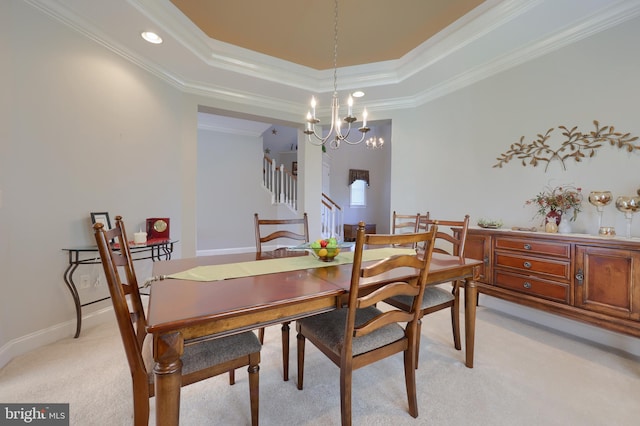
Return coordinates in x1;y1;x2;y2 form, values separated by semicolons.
297;306;405;356
389;286;454;310
143;331;261;380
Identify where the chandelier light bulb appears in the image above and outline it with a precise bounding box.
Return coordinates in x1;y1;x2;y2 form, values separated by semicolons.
366;136;384;150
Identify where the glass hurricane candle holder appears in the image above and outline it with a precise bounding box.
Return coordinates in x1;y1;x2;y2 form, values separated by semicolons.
615;196;640;238
588;190;612;231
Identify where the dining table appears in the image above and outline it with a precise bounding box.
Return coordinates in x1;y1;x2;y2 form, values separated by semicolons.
146;249;482;426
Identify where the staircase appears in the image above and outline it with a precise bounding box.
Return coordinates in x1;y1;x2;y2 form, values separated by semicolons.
261;154;343;240
321;193;343;239
262;154;298;212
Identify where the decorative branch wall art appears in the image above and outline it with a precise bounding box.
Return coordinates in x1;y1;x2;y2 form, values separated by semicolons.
493;120;639;171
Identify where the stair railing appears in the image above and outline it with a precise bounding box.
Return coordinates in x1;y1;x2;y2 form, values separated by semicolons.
262;154;297;211
321;193;343;240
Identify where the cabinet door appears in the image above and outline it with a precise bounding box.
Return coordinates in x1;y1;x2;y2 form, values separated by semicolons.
463;232;491;282
575;245;640;320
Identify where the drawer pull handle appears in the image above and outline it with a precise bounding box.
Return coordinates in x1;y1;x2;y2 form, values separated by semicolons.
523;244;532;250
575;268;584;285
523;281;532;289
523;261;532;268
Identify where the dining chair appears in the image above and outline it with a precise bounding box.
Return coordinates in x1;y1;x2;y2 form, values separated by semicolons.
254;212;309;381
391;211;426;248
296;222;438;426
387;214;470;367
94;216;260;426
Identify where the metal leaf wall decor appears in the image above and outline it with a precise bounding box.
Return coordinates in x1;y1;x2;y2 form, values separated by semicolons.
493;120;639;171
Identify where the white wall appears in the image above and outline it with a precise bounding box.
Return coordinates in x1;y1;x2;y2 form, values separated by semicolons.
196;128;278;252
326;122;392;232
2;1;186;362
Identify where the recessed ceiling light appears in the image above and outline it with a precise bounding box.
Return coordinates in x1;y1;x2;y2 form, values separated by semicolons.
352;91;365;98
141;31;162;44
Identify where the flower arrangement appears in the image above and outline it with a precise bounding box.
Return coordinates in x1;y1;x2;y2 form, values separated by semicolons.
525;184;583;222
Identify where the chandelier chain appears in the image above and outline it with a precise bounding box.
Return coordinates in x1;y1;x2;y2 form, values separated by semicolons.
333;0;339;95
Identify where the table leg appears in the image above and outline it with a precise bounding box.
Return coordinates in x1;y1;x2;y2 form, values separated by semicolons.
154;332;184;426
464;277;477;368
63;252;82;338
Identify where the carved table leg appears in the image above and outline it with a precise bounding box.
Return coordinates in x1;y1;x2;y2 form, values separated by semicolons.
154;332;184;426
464;276;478;368
281;321;290;381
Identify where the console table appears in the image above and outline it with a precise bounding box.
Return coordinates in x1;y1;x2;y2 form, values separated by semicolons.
462;228;640;338
62;239;176;338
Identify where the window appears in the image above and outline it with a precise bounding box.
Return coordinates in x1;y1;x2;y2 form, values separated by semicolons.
350;179;367;207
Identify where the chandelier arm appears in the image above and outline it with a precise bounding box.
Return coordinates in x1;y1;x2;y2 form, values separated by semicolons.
306;125;333;146
341;130;368;145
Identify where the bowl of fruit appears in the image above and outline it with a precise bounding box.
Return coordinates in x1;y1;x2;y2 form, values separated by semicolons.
309;237;341;262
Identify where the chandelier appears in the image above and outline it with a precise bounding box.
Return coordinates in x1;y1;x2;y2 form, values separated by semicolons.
304;0;370;149
366;136;384;150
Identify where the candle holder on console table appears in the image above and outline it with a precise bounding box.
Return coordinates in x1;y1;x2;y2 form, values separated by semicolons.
615;196;640;238
588;190;612;232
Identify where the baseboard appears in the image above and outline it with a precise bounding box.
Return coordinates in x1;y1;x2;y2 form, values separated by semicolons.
0;306;114;369
481;295;640;358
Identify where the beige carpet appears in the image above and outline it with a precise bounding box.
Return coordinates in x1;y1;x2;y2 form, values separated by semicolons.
1;296;639;425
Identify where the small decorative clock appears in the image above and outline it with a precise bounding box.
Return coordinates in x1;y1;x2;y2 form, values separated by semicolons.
146;218;170;240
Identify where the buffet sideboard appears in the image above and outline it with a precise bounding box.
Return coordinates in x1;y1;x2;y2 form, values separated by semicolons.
463;228;640;338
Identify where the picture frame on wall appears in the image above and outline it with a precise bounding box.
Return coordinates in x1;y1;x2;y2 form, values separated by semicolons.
292;161;298;176
90;212;111;230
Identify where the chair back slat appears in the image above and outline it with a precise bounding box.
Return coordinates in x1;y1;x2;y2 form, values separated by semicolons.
416;215;470;258
391;211;422;233
254;213;309;255
357;281;420;307
353;310;415;338
392;211;430;248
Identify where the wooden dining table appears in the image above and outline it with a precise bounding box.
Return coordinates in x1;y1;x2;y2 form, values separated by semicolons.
147;250;482;426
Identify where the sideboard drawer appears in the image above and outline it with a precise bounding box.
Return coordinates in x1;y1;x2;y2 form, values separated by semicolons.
495;271;570;303
494;253;570;281
494;237;570;258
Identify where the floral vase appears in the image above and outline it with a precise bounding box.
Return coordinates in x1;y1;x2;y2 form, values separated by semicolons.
558;219;571;234
546;210;562;226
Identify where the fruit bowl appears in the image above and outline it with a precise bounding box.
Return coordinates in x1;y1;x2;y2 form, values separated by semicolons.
311;246;341;262
289;239;352;262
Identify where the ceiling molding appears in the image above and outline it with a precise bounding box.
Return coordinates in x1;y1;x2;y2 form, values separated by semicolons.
197;113;272;137
24;0;640;119
411;0;640;107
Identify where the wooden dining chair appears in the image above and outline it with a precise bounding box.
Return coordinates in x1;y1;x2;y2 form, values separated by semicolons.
386;214;470;367
94;216;260;426
391;211;426;247
392;211;421;234
254;212;309;381
296;222;437;426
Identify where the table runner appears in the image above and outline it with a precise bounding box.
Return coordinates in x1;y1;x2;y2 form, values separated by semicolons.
167;247;416;282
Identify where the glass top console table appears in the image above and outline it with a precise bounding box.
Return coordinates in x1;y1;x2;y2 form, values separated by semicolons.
62;239;177;338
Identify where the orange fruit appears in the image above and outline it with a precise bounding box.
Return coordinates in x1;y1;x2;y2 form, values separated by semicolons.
318;248;328;257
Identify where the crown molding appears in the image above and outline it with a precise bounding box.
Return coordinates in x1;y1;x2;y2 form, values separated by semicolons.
24;0;640;117
130;0;541;93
